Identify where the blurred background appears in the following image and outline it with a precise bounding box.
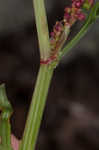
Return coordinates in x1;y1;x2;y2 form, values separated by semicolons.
0;0;99;150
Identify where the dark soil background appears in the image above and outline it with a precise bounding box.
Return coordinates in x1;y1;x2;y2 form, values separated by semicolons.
0;0;99;150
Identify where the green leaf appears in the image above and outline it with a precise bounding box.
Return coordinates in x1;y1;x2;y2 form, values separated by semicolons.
0;84;13;114
0;84;13;150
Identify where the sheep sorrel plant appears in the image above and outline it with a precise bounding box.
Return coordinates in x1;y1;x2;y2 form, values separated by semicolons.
0;0;99;150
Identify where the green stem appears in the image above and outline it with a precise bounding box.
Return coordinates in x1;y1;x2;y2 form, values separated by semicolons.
19;0;53;149
19;64;54;150
59;19;92;59
33;0;50;60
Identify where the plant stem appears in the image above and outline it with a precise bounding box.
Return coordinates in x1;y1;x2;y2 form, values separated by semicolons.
33;0;50;60
19;0;53;149
19;64;54;150
59;20;92;59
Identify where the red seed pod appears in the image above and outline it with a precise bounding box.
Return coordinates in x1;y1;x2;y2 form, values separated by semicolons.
72;0;85;8
80;0;85;3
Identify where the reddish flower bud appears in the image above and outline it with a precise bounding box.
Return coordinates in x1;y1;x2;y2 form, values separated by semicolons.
50;32;55;38
64;12;71;22
77;12;85;20
54;22;62;32
75;1;82;8
88;0;94;6
64;7;71;13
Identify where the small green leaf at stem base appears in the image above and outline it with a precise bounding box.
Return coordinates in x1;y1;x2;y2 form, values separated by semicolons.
0;84;13;150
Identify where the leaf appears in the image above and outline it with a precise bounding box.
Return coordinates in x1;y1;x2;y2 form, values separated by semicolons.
0;84;13;150
0;84;12;112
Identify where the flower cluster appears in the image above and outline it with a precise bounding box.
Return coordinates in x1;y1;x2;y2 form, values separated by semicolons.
40;0;94;64
49;0;86;59
64;0;95;25
50;21;64;50
50;0;94;54
64;3;85;26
